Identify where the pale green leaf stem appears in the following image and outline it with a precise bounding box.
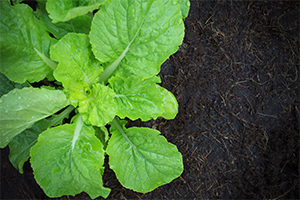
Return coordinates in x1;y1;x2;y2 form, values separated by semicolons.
30;114;110;199
0;1;57;83
34;48;57;70
90;0;185;81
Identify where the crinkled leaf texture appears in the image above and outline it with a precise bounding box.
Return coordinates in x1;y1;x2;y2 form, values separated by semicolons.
106;119;183;193
109;75;178;121
0;87;68;148
78;83;118;127
46;0;105;23
0;1;57;83
51;33;103;104
51;33;103;90
176;0;190;19
90;0;185;80
51;33;117;126
35;0;92;39
30;115;110;199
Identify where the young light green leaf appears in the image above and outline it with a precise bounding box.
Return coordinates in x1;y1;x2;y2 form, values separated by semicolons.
35;1;92;39
0;1;57;83
109;75;163;121
30;115;110;199
109;75;178;121
79;83;118;127
46;0;105;23
94;126;109;150
176;0;190;19
51;33;103;105
106;118;183;193
157;85;178;119
8;106;74;173
0;88;68;148
90;0;185;81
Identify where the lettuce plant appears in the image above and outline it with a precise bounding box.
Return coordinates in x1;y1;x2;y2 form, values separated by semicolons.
0;0;190;198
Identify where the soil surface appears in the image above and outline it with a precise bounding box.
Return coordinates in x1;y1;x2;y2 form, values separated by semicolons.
1;0;299;199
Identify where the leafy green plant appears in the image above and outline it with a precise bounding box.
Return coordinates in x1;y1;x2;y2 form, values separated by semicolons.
0;0;190;198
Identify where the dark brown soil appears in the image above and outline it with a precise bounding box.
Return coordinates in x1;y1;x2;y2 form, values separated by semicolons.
1;0;299;199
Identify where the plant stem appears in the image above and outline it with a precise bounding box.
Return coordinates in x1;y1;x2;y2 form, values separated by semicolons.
98;48;128;82
34;48;57;70
71;113;83;150
49;105;74;127
112;118;135;148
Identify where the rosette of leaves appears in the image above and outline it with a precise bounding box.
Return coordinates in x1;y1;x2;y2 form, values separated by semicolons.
0;0;190;198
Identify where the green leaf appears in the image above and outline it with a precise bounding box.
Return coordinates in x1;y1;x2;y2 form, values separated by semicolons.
8;119;50;174
11;0;23;5
8;105;74;173
0;72;27;97
0;87;68;148
51;33;103;105
94;126;109;150
79;83;118;127
109;75;161;121
0;1;57;83
90;0;185;81
176;0;190;19
106;118;183;193
109;75;178;121
35;1;92;39
30;114;110;199
46;0;105;23
157;85;178;119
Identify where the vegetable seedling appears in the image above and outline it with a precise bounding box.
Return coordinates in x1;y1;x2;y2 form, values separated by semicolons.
0;0;190;198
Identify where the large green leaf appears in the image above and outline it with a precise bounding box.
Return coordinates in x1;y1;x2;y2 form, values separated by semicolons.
0;1;57;83
46;0;105;23
109;75;177;121
0;87;68;148
30;115;110;199
176;0;190;19
35;0;92;39
51;33;103;106
78;83;118;127
106;119;183;193
90;0;185;81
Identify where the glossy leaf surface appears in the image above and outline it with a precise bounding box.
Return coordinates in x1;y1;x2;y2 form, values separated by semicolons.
36;0;92;39
109;75;177;121
78;83;118;127
46;0;105;23
106;119;183;193
0;88;68;148
0;1;57;83
177;0;190;19
90;0;184;80
51;33;103;105
30;115;110;198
